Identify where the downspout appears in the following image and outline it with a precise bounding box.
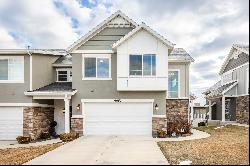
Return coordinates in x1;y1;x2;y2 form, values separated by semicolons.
27;46;32;91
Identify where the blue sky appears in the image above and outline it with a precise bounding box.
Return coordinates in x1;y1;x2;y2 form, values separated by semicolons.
0;0;249;104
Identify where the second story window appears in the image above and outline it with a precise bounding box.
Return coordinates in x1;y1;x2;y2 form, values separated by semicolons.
129;54;156;76
57;69;72;82
82;54;111;80
0;56;24;83
168;70;180;98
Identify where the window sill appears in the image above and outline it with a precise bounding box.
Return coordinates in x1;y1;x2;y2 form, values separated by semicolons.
0;80;24;83
82;78;112;81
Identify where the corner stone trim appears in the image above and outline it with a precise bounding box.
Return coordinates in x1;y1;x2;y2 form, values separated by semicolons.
236;95;249;124
71;117;83;136
152;117;167;137
23;107;54;140
166;99;189;124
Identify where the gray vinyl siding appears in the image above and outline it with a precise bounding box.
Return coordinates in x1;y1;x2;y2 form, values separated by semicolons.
225;86;237;96
224;53;249;73
72;53;166;115
168;62;190;98
231;63;249;95
77;27;134;50
0;54;32;103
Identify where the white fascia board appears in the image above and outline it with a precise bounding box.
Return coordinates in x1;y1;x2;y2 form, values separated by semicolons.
0;49;27;54
112;23;175;49
52;64;72;67
24;90;77;96
0;103;53;107
222;82;238;95
81;99;155;103
67;10;138;52
71;50;114;54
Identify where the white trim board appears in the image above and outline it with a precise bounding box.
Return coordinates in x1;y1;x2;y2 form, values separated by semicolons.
72;50;114;54
0;103;53;107
81;99;155;103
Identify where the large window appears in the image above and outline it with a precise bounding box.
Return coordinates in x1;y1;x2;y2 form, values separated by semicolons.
129;54;156;76
57;69;72;82
0;56;24;83
83;55;111;79
168;70;179;98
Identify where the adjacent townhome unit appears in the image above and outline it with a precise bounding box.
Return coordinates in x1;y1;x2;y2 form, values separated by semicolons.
204;44;249;124
0;11;194;140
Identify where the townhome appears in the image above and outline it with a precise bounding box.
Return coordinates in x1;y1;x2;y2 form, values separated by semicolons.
0;11;194;140
204;44;249;124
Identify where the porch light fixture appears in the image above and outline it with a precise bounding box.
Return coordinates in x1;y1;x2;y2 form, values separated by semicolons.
76;104;80;110
62;108;65;113
155;104;159;110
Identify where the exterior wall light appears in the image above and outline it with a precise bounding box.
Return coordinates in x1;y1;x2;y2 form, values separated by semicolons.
76;104;80;110
155;104;159;111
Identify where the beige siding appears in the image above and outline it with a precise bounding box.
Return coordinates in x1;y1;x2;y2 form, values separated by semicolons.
168;62;190;98
32;55;59;90
0;54;32;103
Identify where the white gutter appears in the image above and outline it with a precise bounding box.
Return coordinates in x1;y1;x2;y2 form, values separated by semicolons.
27;47;33;91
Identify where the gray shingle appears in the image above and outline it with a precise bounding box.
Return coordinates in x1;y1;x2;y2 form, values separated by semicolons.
29;82;75;92
169;48;195;62
53;54;72;66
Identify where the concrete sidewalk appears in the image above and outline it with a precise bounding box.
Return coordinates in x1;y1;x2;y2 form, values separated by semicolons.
25;136;169;165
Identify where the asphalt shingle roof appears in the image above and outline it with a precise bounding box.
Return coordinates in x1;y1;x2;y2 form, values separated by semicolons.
53;54;72;66
169;48;195;62
29;82;75;92
204;80;238;98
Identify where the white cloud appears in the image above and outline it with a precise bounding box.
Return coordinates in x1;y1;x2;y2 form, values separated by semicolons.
0;0;249;104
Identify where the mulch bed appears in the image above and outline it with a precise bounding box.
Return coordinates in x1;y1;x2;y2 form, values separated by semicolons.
0;143;62;165
158;125;249;165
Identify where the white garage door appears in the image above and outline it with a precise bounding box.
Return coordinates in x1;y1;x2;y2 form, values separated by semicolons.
83;100;153;136
0;107;23;140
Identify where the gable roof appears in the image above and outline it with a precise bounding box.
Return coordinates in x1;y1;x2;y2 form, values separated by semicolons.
67;10;138;52
169;48;195;62
219;44;249;75
112;23;175;49
53;54;72;67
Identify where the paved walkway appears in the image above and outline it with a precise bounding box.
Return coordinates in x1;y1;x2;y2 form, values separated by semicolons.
25;136;169;165
0;138;61;149
155;129;210;142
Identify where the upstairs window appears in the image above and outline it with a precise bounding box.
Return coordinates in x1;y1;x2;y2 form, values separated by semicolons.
0;56;24;83
82;54;111;80
57;69;72;82
168;70;180;98
129;54;156;76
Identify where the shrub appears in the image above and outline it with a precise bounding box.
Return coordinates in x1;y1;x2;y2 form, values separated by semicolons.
16;136;31;144
167;120;192;137
40;132;51;140
157;129;167;138
198;122;206;127
59;132;79;142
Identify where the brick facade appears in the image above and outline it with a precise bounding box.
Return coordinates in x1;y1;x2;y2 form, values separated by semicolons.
166;99;189;124
152;117;167;137
71;117;83;136
23;107;54;140
236;95;249;124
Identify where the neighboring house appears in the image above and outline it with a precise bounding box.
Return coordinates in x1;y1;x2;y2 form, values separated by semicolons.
204;44;249;124
0;11;194;140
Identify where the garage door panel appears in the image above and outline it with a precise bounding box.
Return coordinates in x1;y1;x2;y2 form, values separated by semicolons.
84;101;153;136
0;107;23;140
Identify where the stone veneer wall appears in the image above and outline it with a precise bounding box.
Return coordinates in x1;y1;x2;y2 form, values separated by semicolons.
23;107;54;140
166;99;189;124
236;95;249;124
152;117;167;137
71;117;83;136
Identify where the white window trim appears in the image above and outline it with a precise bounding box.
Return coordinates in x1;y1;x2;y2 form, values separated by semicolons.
82;54;112;80
129;54;157;77
56;68;72;82
0;56;24;83
168;69;181;99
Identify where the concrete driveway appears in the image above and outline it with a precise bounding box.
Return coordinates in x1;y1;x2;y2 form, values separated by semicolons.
25;136;169;165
